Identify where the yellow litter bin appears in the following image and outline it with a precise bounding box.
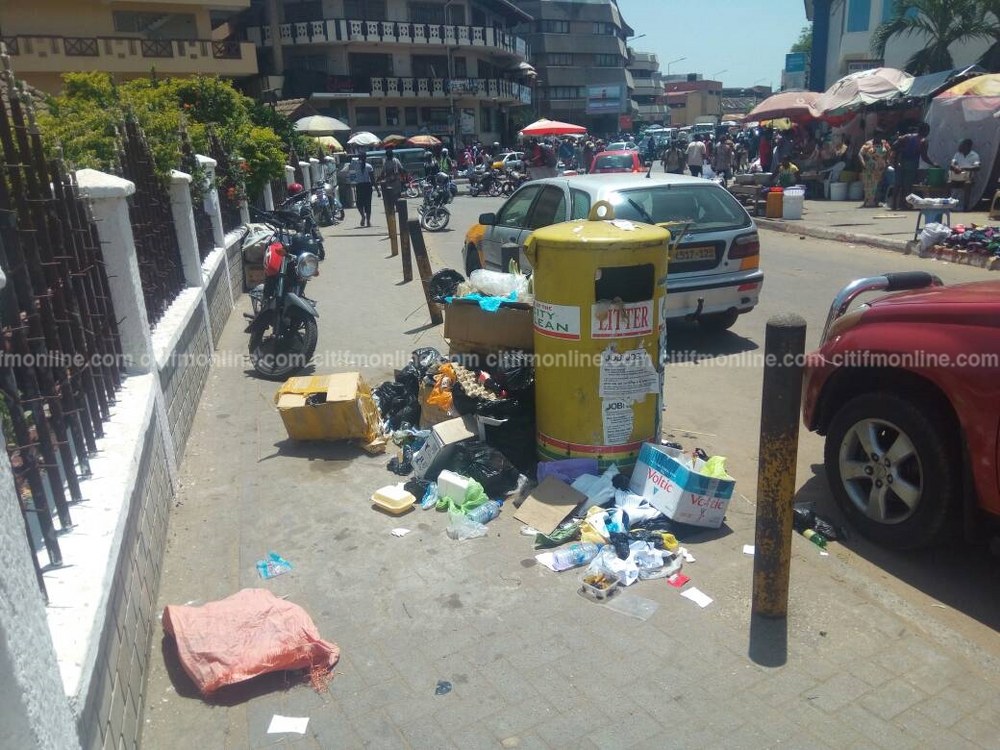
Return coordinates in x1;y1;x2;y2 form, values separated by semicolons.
525;202;671;471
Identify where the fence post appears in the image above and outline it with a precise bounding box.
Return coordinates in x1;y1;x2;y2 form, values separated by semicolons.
309;157;321;186
0;430;80;750
169;169;215;349
284;164;296;187
324;156;337;182
196;154;224;248
263;182;275;211
238;159;251;225
385;199;399;256
407;219;443;325
397;198;413;282
76;169;153;375
299;161;312;191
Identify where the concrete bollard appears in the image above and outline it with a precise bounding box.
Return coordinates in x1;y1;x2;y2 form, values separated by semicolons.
196;155;224;248
397;198;413;282
751;313;807;619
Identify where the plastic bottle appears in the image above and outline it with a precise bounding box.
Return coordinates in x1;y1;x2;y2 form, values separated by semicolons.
550;542;601;571
466;500;501;525
802;529;828;549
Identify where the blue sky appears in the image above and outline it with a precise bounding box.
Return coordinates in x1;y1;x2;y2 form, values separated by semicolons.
617;0;809;89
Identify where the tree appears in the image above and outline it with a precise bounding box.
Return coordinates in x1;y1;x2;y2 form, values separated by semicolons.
790;25;812;55
871;0;994;75
972;0;1000;70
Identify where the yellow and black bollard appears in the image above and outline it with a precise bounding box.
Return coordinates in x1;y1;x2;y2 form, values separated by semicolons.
396;198;413;282
751;313;807;619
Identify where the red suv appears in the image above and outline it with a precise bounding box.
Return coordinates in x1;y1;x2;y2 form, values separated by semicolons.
802;272;1000;549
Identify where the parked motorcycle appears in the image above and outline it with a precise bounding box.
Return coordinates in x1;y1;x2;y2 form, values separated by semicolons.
418;173;452;232
469;167;502;197
308;183;345;227
243;211;321;380
278;191;327;259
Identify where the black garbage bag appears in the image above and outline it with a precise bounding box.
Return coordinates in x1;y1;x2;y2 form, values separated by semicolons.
404;477;432;500
490;350;535;394
411;347;443;375
387;446;413;476
396;363;422;396
450;379;481;415
373;381;419;429
429;269;465;302
453;441;520;496
475;393;536;475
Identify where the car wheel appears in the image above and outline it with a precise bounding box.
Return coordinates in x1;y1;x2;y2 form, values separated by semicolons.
824;392;957;549
464;244;482;276
697;309;739;332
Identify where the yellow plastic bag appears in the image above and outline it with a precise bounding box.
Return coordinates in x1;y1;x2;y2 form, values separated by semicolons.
579;505;610;544
702;455;734;480
426;363;457;411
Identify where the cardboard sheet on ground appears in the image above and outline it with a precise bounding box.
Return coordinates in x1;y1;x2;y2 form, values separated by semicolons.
513;476;585;534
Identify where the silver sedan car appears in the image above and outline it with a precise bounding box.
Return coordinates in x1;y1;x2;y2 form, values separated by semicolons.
462;173;763;331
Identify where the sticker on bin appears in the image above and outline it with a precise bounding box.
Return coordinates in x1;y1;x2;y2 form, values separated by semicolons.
599;348;659;401
533;301;581;340
591;300;654;339
602;399;634;445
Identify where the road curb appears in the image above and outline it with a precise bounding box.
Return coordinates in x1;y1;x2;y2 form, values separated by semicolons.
756;217;999;271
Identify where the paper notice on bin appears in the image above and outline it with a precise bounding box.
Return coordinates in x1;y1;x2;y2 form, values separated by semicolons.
599;348;660;401
602;399;634;445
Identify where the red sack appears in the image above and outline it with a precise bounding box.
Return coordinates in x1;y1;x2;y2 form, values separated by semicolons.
162;588;340;695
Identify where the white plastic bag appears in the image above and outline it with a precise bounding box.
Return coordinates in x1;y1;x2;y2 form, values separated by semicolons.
446;510;487;540
469;269;529;298
919;222;952;252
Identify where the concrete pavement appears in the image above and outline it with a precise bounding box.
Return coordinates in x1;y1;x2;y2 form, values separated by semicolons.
139;196;1000;750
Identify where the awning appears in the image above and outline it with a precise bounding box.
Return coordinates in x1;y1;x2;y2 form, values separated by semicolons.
907;65;985;99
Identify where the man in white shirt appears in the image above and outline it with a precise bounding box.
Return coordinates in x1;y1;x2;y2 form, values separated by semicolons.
686;137;707;177
949;139;980;182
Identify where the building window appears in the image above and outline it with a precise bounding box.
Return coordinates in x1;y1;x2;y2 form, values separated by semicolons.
548;53;574;67
471;7;486;25
538;20;570;34
410;2;445;24
349;52;394;77
549;86;582;99
448;5;466;25
846;0;871;32
453;56;467;77
593;22;616;35
412;54;449;78
284;1;322;23
405;106;418;126
386;106;400;126
881;0;919;20
420;107;451;125
355;107;381;126
344;0;387;19
593;54;620;68
481;104;492;131
112;11;196;37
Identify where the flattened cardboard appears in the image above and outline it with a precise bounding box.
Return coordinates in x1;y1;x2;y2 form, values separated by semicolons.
513;476;585;535
444;300;534;351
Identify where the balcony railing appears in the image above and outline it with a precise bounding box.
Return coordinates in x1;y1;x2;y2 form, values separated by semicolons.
367;76;531;104
4;35;257;76
246;18;530;60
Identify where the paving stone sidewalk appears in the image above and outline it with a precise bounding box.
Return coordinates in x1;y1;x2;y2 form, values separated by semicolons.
139;215;1000;750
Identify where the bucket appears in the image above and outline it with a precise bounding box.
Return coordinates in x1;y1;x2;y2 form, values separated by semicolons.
927;167;947;187
765;187;784;218
848;181;864;201
829;182;848;201
782;187;805;220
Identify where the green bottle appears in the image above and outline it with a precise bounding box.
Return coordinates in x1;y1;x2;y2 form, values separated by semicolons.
803;529;828;549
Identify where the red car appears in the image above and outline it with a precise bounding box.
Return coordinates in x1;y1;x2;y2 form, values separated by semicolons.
590;150;643;174
802;272;1000;549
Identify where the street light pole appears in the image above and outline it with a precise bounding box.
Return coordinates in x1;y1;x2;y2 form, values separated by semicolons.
667;56;686;77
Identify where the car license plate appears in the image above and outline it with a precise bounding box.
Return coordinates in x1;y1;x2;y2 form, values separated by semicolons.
671;245;715;262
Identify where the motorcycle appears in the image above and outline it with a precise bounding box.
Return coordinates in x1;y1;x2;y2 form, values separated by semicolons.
278;191;326;260
418;173;452;232
469;167;502;197
404;177;422;199
500;169;529;196
243;213;320;380
309;183;345;227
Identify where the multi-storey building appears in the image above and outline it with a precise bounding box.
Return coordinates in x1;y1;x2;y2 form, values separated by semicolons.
0;0;257;94
245;0;534;147
511;0;635;134
628;49;668;127
805;0;991;91
664;77;722;127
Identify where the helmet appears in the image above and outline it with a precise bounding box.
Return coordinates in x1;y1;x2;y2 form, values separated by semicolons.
442;147;449;154
493;142;500;148
289;182;304;194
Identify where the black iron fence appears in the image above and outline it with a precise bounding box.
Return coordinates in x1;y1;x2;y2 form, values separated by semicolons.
0;53;123;600
209;130;243;233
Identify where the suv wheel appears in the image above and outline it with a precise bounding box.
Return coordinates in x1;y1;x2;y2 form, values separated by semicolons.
697;309;739;332
824;392;957;549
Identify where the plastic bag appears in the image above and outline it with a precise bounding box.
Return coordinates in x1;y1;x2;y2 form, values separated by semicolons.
919;222;953;252
387;446;413;475
447;510;487;540
435;476;489;514
162;589;339;695
490;350;535;393
374;381;419;429
572;464;620;513
469;269;529;298
454;441;520;496
429;269;466;302
411;347;443;374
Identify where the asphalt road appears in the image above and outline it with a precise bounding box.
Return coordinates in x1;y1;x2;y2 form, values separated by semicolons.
419;190;1000;658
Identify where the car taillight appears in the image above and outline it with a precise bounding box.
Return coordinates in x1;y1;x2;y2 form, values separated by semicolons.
729;233;760;259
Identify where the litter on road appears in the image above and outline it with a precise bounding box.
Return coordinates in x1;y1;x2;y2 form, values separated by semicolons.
267;715;310;735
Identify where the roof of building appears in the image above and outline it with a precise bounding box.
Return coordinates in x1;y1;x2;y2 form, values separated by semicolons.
486;0;533;23
274;98;319;119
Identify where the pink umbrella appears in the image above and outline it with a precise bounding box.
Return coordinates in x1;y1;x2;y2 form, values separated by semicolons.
519;118;587;137
815;67;914;119
744;91;820;123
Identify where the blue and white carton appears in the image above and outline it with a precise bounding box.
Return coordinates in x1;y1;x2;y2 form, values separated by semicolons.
628;443;735;529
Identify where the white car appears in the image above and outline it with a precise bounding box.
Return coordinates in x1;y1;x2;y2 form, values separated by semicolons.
607;141;638;152
491;151;525;171
462;173;763;331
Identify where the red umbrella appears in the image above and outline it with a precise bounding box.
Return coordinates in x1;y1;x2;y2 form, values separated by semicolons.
519;118;587;137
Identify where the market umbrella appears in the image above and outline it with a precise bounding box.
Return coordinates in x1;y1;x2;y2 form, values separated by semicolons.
745;91;820;123
407;134;442;147
381;134;407;146
935;73;1000;98
295;115;350;135
347;131;380;147
815;67;914;119
314;136;344;152
519;118;587;137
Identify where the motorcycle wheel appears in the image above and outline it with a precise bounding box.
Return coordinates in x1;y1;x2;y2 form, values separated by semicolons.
318;208;333;227
470;185;480;197
501;181;514;196
420;207;450;232
248;307;318;381
405;184;421;199
488;181;502;197
334;207;345;222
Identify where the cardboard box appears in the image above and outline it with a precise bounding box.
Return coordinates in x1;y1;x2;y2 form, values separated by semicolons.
411;415;478;480
417;381;458;429
444;300;534;352
628;443;735;529
244;265;266;291
274;373;380;443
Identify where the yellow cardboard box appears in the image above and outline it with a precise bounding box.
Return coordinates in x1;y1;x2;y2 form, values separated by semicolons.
274;373;380;443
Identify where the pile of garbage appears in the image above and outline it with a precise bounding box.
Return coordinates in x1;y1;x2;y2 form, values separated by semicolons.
938;223;1000;257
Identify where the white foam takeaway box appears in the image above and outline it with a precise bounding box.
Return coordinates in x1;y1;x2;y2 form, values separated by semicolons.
629;443;736;529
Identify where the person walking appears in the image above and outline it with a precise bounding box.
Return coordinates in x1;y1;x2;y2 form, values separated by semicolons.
857;131;892;208
379;147;405;216
686;136;707;177
714;139;735;185
662;141;685;174
352;152;374;227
